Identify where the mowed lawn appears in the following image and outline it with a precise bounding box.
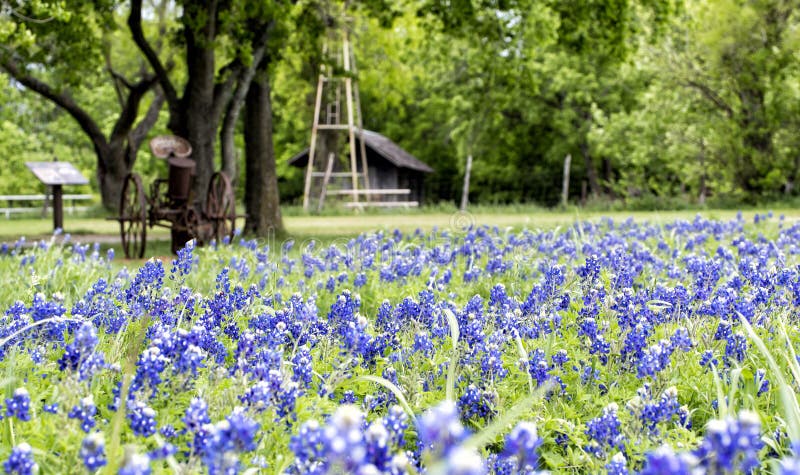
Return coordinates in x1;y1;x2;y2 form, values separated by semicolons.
0;207;797;242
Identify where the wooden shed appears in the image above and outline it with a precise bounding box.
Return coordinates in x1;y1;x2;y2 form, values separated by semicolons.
288;129;434;203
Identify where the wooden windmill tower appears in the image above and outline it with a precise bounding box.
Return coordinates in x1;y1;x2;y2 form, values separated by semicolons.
301;16;372;211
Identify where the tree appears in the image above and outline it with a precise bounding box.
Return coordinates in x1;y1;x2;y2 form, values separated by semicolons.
244;58;284;235
128;0;288;208
589;0;800;204
670;0;799;196
0;1;163;209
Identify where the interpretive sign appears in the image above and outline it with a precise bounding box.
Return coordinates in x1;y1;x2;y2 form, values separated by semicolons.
25;161;89;186
25;161;89;230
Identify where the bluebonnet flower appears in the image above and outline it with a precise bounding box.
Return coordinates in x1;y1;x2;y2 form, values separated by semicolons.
289;404;397;473
68;396;97;432
640;446;696;475
699;350;718;370
149;443;178;460
551;349;569;367
132;346;169;396
3;443;36;475
5;388;30;421
577;254;601;281
383;405;408;447
128;401;157;437
339;391;357;404
417;401;468;457
288;419;326;472
160;424;178;439
354;273;367;287
755;369;770;397
499;421;543;472
174;344;205;376
183;397;211;432
78;351;107;381
201;408;260;474
80;433;106;471
479;334;508;380
670;327;693;351
458;384;496;421
585;403;625;457
322;405;367;469
413;331;434;356
444;446;485;475
724;332;748;364
693;411;763;473
118;452;151;475
171;240;196;278
605;452;629;475
527;349;551;387
291;347;314;388
627;386;684;434
637;340;674;379
779;449;800;475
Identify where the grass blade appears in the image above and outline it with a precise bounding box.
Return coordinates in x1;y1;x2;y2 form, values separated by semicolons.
356;375;415;419
514;333;534;395
443;308;460;402
463;380;551;451
710;363;728;418
427;381;552;475
738;312;800;440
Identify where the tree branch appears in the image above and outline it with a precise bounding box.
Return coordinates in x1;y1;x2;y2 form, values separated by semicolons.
109;74;159;144
0;56;108;154
220;43;270;180
685;80;734;119
126;88;165;167
128;0;180;119
104;47;128;109
212;58;243;125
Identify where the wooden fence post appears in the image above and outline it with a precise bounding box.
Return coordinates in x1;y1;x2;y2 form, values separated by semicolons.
561;154;571;207
460;154;473;212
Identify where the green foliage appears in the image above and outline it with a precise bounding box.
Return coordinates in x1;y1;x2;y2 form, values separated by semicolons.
0;0;798;209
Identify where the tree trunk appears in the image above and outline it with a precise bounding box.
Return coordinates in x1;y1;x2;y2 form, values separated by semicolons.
244;65;284;236
0;55;160;211
221;40;271;187
602;157;614;197
581;141;600;197
181;8;218;206
97;148;129;211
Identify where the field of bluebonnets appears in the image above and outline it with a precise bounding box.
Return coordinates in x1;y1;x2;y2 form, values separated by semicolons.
3;213;800;474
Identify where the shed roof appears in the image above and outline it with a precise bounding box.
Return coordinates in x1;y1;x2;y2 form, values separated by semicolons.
288;129;434;173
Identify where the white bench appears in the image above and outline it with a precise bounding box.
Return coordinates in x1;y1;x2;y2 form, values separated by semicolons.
345;201;419;209
0;194;94;218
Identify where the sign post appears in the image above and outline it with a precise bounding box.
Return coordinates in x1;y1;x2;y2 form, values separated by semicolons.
25;161;89;231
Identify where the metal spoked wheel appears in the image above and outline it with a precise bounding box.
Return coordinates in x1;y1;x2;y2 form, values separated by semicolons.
119;173;147;259
204;171;236;243
184;207;201;246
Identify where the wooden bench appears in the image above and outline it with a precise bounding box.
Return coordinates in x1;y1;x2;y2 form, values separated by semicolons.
0;194;93;218
345;200;419;209
326;188;411;196
331;188;419;209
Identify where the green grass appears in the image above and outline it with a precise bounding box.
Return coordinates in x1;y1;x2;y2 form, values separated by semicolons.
1;207;798;241
0;210;796;473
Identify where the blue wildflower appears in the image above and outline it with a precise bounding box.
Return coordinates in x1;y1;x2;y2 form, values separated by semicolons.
5;388;30;421
3;443;36;475
693;411;763;473
118;453;151;475
68;396;97;433
128;401;157;437
80;433;106;471
640;446;695;475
